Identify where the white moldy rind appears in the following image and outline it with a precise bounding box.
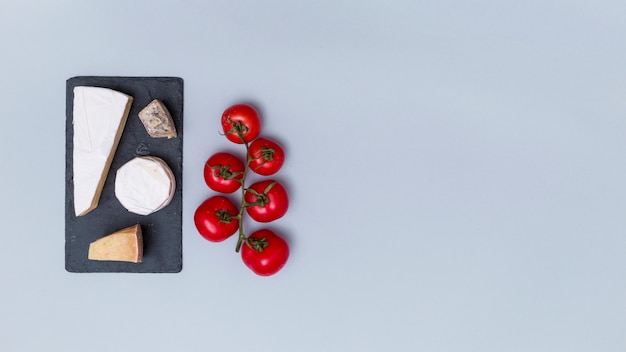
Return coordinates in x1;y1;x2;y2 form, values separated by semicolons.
73;86;133;217
114;156;175;216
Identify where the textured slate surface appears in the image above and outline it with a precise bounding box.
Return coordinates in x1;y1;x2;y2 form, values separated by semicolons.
65;76;183;273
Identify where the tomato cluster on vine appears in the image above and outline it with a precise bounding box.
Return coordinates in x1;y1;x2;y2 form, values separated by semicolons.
194;103;290;276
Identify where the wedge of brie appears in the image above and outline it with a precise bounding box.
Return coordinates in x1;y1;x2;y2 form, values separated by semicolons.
72;86;133;216
115;156;176;215
88;224;143;263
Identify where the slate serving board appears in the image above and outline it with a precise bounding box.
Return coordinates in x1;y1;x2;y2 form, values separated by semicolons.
65;76;183;273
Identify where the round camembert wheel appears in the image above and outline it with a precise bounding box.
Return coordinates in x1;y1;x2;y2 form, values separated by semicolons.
115;156;175;215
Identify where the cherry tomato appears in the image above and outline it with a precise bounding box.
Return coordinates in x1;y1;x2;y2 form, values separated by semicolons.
221;104;261;144
248;138;285;176
245;180;288;222
204;152;245;193
241;229;289;276
194;196;240;242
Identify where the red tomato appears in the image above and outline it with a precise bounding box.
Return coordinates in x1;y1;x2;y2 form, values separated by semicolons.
241;229;289;276
221;104;261;144
194;196;240;242
204;152;245;193
244;180;288;222
248;138;285;176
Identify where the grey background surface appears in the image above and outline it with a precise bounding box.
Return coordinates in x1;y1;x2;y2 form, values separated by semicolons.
1;1;625;351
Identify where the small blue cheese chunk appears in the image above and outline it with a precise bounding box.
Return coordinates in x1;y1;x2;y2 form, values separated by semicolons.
138;99;177;139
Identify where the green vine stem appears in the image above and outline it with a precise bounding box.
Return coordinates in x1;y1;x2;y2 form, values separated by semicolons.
226;122;275;253
234;127;253;253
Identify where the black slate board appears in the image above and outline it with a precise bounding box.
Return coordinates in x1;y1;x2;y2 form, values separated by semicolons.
65;76;183;273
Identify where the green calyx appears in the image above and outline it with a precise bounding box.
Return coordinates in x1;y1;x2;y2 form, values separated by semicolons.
225;119;248;140
215;209;235;224
258;146;275;161
245;189;268;207
211;164;242;181
250;146;276;170
244;182;277;208
246;236;269;252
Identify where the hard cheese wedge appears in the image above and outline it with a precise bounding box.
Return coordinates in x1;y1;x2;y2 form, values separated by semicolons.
88;224;143;263
72;86;133;216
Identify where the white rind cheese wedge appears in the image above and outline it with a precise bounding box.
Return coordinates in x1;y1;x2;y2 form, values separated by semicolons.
115;156;176;216
88;224;143;263
73;86;133;216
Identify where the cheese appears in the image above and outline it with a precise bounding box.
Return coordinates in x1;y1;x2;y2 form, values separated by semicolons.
88;224;143;263
115;156;176;215
138;99;177;139
72;86;133;216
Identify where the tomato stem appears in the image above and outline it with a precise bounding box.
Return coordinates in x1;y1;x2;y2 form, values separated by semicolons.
263;181;277;194
235;130;251;253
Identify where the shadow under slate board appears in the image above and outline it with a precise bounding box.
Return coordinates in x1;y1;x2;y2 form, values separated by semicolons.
65;76;183;273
